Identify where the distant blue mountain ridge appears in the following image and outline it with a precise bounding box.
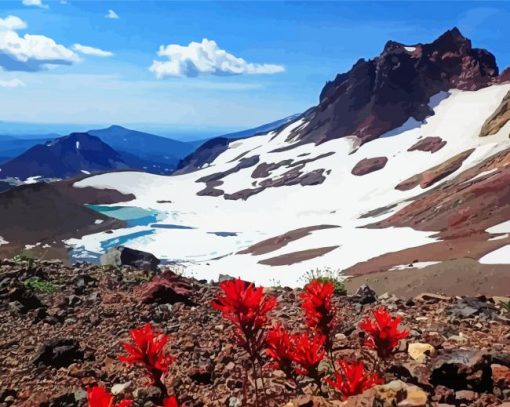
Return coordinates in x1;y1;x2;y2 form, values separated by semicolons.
0;114;299;180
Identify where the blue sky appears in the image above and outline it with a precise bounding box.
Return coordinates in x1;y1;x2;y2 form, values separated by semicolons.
0;1;509;138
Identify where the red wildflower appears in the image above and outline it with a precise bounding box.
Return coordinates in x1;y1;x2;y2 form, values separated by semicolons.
118;323;174;382
301;279;336;341
212;278;277;357
163;396;179;407
289;333;325;377
265;323;294;375
87;386;133;407
324;359;383;399
358;306;409;358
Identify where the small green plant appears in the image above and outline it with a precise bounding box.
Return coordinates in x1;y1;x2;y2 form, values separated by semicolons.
501;301;510;313
23;277;57;294
13;249;36;269
301;267;347;295
269;278;283;289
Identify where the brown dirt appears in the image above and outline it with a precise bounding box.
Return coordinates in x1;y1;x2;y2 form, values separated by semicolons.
0;178;133;261
258;245;340;266
239;225;339;256
342;233;510;277
344;258;510;297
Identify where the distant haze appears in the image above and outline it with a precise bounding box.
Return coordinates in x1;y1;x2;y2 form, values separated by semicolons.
0;121;241;141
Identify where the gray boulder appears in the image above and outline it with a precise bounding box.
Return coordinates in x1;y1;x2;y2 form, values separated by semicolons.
100;246;160;271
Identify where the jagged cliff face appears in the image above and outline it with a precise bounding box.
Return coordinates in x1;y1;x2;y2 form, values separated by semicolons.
296;28;499;145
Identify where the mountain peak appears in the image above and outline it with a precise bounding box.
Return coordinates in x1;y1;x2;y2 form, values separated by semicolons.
0;132;128;180
106;125;127;131
298;28;500;146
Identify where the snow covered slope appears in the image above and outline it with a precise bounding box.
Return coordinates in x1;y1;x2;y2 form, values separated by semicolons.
69;83;510;286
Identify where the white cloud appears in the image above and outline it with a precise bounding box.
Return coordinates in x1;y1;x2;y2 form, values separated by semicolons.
0;16;27;31
149;38;285;78
105;9;119;19
72;43;113;57
0;28;79;71
22;0;49;9
0;78;25;87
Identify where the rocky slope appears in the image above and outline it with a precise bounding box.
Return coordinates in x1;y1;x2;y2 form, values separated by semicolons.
0;259;509;406
0;178;134;259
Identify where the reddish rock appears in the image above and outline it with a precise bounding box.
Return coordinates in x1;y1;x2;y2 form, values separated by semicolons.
491;363;510;389
351;157;388;176
382;147;510;239
408;137;447;153
140;270;193;305
479;91;510;137
497;67;510;83
239;225;339;256
291;28;499;147
257;245;339;266
395;149;474;190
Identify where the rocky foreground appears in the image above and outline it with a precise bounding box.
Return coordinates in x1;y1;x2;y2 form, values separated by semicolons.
1;259;509;407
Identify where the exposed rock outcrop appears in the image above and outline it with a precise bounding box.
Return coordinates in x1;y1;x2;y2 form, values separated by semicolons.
140;270;193;305
395;149;474;190
479;91;510;137
408;137;447;153
239;224;339;256
351;157;388;176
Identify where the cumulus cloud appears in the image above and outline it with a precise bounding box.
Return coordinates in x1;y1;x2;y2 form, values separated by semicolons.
149;38;285;78
0;17;79;72
22;0;48;8
72;43;113;57
0;16;27;31
105;9;119;19
0;78;25;87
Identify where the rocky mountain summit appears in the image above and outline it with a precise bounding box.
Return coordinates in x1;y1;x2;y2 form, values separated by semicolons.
0;258;509;406
293;28;501;146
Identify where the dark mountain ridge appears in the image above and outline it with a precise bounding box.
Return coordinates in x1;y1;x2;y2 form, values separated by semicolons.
0;133;128;180
88;125;196;173
290;28;503;147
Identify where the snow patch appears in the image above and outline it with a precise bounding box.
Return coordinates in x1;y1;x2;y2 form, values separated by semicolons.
480;245;510;264
0;236;8;246
489;234;508;241
24;176;42;184
487;221;510;234
389;261;440;271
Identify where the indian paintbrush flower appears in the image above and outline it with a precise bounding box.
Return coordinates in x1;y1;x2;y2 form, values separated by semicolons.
324;359;383;399
87;386;133;407
358;306;409;358
301;279;336;349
